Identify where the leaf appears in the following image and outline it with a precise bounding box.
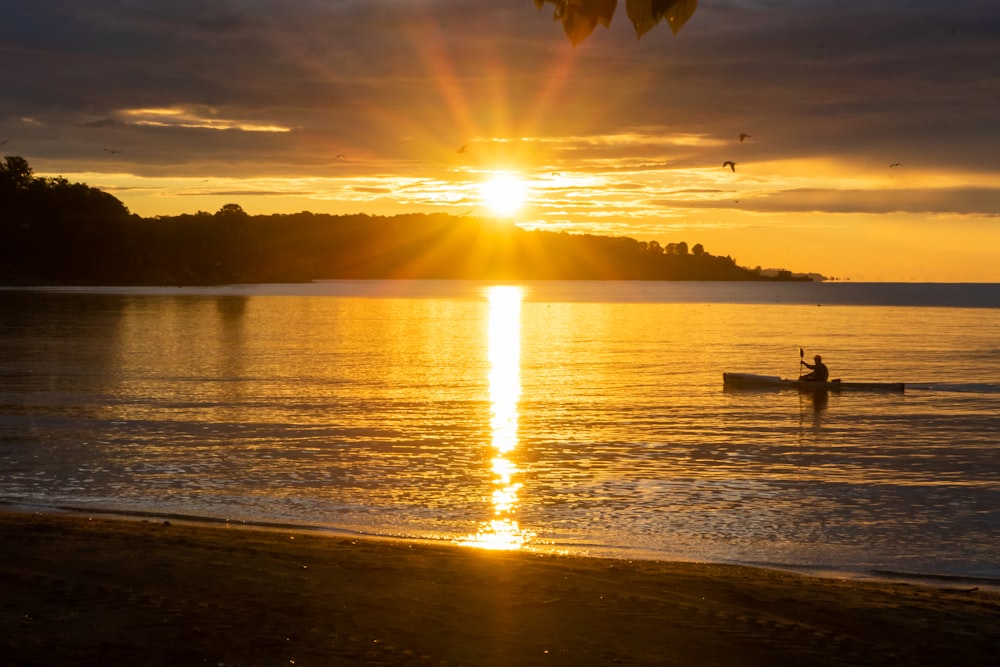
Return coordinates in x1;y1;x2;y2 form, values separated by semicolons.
536;0;618;46
626;0;698;39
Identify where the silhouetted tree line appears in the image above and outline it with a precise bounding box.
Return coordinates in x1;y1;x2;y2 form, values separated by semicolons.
1;156;810;285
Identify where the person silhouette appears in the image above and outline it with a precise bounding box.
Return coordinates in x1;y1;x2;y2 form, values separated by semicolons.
800;354;829;382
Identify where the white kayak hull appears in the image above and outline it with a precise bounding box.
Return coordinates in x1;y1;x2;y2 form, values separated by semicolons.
723;372;904;392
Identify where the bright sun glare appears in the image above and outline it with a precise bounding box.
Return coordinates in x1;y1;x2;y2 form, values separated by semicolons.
480;172;528;217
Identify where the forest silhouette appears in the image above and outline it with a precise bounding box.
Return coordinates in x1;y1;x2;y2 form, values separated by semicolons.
1;156;812;286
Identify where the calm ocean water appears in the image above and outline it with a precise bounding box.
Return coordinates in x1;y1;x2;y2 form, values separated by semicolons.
1;281;998;582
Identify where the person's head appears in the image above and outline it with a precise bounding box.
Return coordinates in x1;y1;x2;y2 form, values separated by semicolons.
814;355;822;362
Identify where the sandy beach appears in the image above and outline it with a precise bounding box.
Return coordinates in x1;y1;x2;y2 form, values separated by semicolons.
1;511;998;666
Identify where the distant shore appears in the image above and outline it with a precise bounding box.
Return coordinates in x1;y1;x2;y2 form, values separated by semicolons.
3;511;999;666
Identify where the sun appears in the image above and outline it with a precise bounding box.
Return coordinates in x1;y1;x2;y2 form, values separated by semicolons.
479;172;528;217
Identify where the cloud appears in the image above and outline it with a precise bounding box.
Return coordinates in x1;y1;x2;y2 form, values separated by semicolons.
668;186;1000;216
116;107;291;133
754;186;1000;216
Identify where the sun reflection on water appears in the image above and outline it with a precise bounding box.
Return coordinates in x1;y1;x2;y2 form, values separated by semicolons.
460;286;534;551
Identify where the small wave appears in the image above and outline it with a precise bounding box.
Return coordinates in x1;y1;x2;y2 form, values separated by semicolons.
871;569;1000;591
905;382;1000;394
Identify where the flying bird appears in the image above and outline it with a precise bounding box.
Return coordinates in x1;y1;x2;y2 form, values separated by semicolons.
456;144;468;154
103;148;121;154
890;162;902;168
336;154;345;159
738;133;751;142
0;139;8;146
723;161;736;172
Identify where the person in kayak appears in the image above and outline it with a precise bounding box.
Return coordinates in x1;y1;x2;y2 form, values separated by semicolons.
800;354;829;382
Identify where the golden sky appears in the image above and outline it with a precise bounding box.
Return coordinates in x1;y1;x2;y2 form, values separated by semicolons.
3;1;999;282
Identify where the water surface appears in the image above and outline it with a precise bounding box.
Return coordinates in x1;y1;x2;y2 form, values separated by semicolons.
1;281;998;582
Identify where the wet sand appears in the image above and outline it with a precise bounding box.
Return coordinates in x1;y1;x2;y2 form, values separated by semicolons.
2;511;998;666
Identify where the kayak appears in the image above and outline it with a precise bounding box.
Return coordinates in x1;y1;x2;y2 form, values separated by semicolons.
723;372;904;392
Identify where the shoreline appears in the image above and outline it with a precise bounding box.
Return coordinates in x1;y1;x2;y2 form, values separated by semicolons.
9;501;1000;592
3;510;1000;666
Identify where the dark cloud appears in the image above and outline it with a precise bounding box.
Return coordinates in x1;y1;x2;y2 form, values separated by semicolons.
667;187;1000;216
4;3;995;146
615;3;1000;164
81;118;125;129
